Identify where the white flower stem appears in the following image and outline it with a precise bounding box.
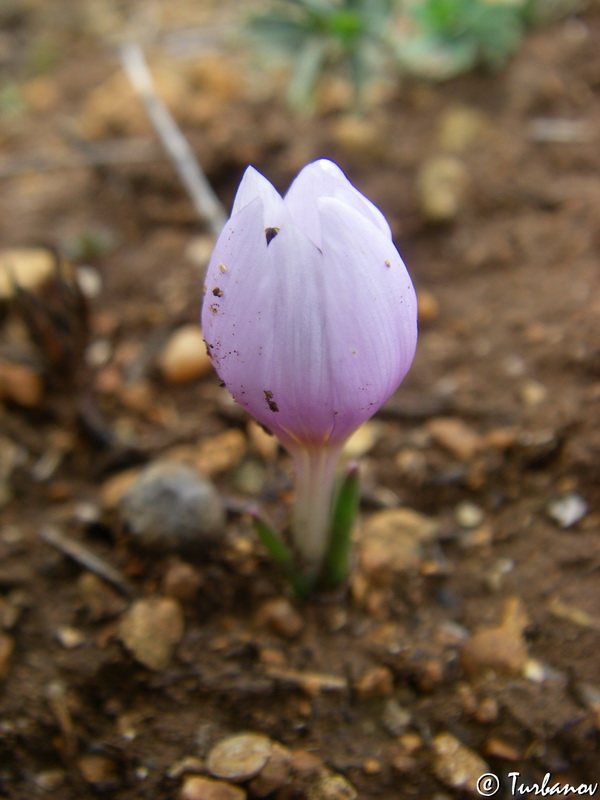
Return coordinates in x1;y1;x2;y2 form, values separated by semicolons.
291;444;342;582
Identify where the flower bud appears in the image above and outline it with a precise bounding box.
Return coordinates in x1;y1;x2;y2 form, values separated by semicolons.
202;159;417;577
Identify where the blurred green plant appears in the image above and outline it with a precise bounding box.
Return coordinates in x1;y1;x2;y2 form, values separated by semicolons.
249;0;397;111
25;35;61;76
249;0;584;110
397;0;529;80
0;82;26;119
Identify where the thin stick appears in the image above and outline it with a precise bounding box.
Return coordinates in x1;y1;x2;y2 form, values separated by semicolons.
120;41;227;237
40;525;137;598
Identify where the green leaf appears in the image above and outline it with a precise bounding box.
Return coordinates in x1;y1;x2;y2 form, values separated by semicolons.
322;463;360;588
249;14;308;50
287;36;329;111
252;513;293;568
252;514;312;596
396;33;476;80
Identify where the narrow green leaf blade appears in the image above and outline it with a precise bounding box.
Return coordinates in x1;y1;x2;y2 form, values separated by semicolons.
252;514;312;596
322;463;360;587
252;513;293;567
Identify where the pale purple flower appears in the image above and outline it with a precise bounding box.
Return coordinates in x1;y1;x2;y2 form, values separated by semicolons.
201;159;417;574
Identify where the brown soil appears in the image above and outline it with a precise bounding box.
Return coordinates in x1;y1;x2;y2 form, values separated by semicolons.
1;2;599;798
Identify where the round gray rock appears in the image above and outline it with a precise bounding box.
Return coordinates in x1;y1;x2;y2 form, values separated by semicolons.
120;461;225;551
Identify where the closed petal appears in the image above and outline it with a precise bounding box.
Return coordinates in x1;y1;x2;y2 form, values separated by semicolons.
230;166;285;227
202;199;333;448
315;196;418;442
284;159;392;249
202;196;416;452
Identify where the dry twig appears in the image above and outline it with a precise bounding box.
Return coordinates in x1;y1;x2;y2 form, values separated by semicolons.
40;525;137;598
120;41;227;237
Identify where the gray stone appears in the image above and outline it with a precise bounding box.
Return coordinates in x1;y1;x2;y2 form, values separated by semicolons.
120;461;225;551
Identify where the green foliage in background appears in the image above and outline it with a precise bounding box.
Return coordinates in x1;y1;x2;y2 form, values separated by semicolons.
250;0;396;111
398;0;527;79
249;0;584;110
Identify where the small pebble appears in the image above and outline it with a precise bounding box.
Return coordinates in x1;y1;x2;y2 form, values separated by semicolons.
258;647;286;667
547;596;598;630
232;460;266;495
78;754;118;786
167;756;206;779
459;525;493;548
362;758;382;775
207;733;272;782
0;437;22;507
193;429;246;476
247;420;278;461
0;247;55;299
502;354;526;378
162;561;203;601
426;418;483;460
256;598;304;639
290;749;323;776
185;235;216;269
0;594;24;630
485;737;520;760
330;115;383;160
0;631;14;679
120;461;225;551
417;289;440;324
455;501;484;529
519;379;547;406
391;752;417;774
118;596;184;671
75;264;103;298
574;681;600;724
484;557;515;592
33;769;66;791
77;572;126;621
307;772;357;800
158;325;213;384
355;666;394;698
546;493;588;528
461;625;528;679
416;155;469;222
180;775;246;800
0;360;44;408
432;732;490;795
101;468;140;510
248;742;291;797
85;339;112;368
435;620;470;646
359;508;438;582
436;105;488;152
474;697;499;724
398;732;423;754
342;422;383;459
381;698;412;736
55;626;85;649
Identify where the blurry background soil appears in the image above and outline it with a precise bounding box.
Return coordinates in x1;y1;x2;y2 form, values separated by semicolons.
0;1;599;798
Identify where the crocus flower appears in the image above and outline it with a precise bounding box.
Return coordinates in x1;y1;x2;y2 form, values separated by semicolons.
202;159;417;581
